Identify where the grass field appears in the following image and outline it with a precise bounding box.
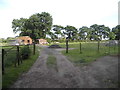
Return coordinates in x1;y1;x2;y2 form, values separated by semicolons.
2;45;40;88
2;46;17;67
57;41;119;66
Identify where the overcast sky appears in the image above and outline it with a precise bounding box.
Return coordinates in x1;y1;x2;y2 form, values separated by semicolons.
0;0;119;39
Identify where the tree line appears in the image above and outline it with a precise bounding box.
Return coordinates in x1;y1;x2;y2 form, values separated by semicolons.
12;12;120;42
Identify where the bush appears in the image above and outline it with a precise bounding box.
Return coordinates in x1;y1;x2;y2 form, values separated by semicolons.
46;38;52;44
20;46;31;59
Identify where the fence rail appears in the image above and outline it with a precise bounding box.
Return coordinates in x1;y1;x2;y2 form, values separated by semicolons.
2;44;36;74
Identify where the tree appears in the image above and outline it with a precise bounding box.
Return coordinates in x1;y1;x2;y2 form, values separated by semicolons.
101;26;110;39
12;18;27;34
90;24;100;40
79;26;90;40
12;12;53;42
64;25;78;41
47;31;57;41
112;25;120;40
52;25;64;39
108;32;115;40
90;24;110;40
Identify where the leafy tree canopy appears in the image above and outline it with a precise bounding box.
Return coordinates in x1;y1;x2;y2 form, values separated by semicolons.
112;25;120;40
64;25;78;41
12;12;53;42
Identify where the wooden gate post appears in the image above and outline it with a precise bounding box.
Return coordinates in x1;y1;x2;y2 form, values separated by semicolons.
2;49;4;74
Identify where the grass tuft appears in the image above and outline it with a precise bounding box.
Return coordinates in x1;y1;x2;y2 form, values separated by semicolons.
46;55;57;71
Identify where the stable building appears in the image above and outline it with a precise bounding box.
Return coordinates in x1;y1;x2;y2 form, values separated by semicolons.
37;39;48;45
17;36;33;45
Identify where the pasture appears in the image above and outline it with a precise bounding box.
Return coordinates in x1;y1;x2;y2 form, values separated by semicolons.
57;41;119;66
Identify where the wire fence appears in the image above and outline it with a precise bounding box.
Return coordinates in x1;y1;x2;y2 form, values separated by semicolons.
58;40;119;55
2;44;36;74
84;41;118;55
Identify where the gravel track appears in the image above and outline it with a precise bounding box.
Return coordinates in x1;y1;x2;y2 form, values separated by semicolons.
11;45;118;88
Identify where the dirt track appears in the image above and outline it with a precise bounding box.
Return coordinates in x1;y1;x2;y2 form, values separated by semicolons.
11;45;118;88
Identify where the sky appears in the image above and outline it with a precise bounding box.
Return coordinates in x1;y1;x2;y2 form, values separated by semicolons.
0;0;119;39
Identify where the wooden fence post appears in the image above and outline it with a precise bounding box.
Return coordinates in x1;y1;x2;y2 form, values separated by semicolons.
33;43;35;55
66;39;68;53
109;41;110;54
2;49;4;74
98;40;100;53
80;43;82;54
114;44;116;53
27;44;29;49
17;46;20;66
20;46;22;64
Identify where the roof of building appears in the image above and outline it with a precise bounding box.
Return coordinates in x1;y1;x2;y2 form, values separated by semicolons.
37;39;47;41
17;36;32;40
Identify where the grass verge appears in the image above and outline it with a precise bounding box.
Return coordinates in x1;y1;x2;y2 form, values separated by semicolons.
2;45;40;88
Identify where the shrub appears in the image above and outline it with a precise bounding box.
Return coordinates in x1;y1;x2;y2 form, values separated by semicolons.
20;46;31;59
46;38;52;44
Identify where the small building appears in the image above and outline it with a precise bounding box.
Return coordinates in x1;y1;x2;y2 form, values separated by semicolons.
17;36;33;45
37;39;48;45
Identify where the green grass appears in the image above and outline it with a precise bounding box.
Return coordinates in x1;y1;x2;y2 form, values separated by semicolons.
0;43;8;46
57;41;119;66
2;45;35;67
2;46;18;67
2;45;40;88
46;55;57;70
